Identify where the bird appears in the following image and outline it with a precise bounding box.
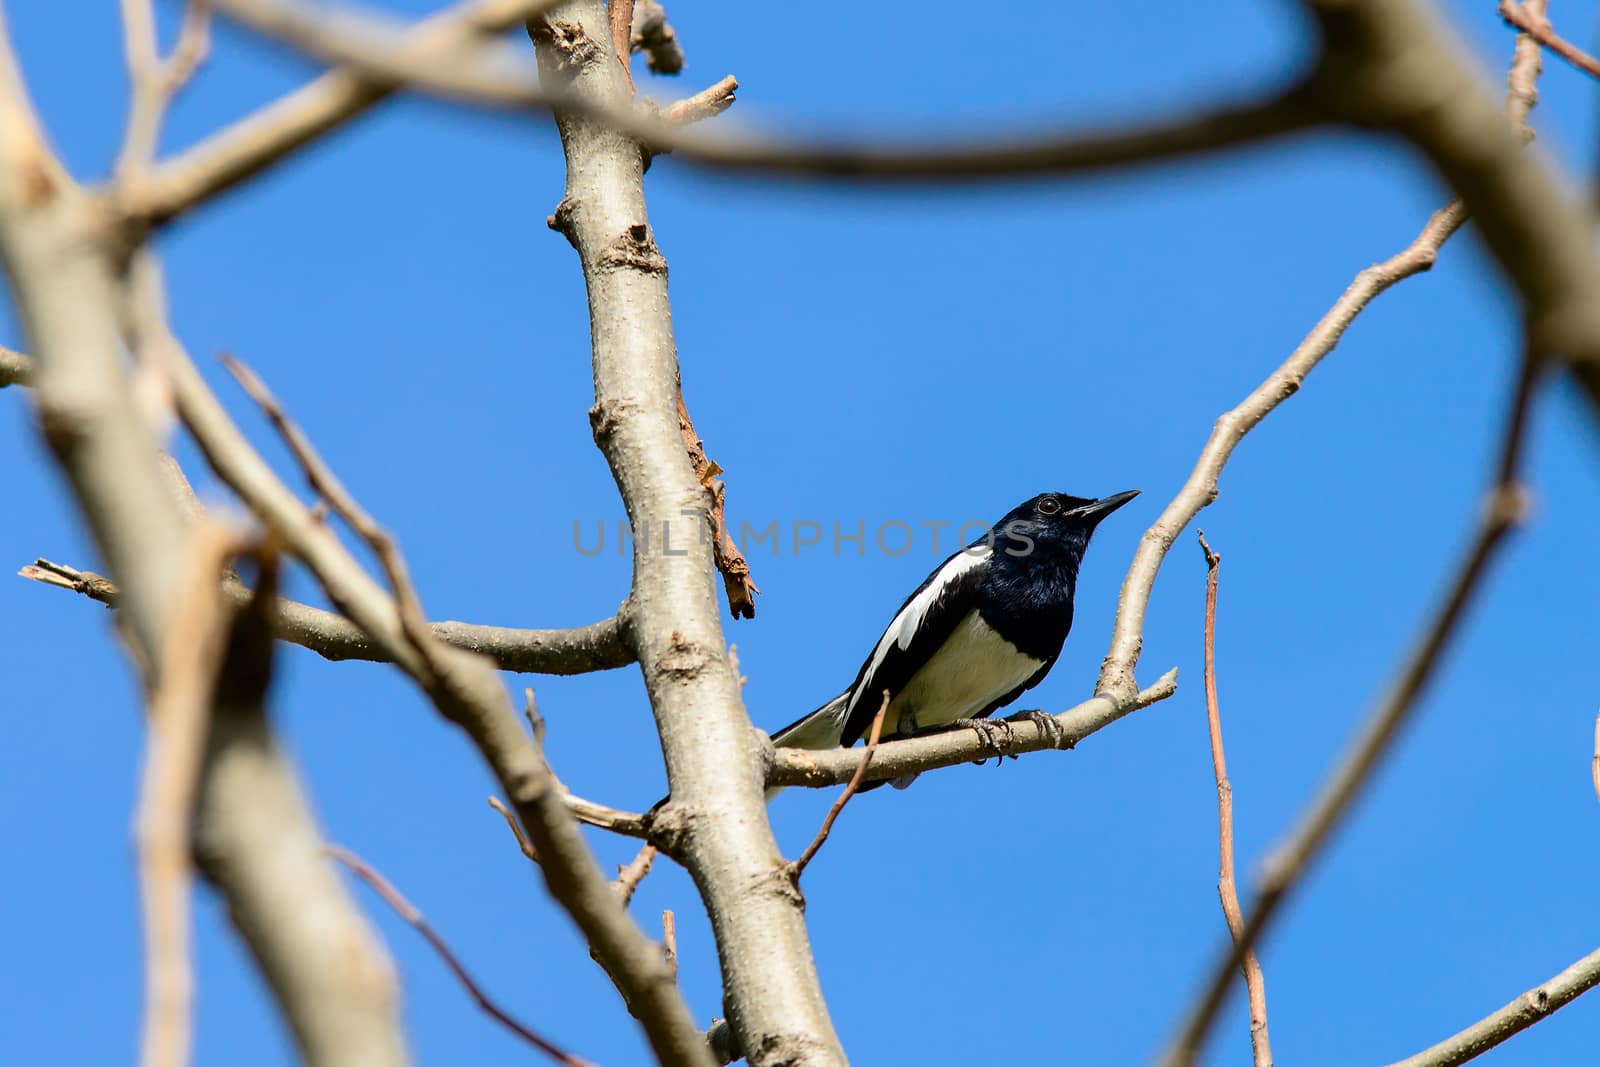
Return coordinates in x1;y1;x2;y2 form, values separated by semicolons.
768;489;1139;793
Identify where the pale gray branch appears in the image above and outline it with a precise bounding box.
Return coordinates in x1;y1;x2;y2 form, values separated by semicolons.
1383;946;1600;1067
767;670;1179;790
532;5;841;1063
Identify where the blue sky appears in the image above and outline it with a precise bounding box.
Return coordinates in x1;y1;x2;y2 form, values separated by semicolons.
4;1;1600;1064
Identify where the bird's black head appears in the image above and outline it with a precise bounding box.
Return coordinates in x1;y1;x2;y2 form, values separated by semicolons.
989;490;1141;561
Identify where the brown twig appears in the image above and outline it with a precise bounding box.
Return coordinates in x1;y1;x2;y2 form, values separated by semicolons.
326;845;598;1067
1382;946;1600;1067
1197;532;1272;1067
488;796;538;860
676;386;758;619
611;844;658;905
20;558;121;605
137;522;251;1067
661;910;676;981
629;0;682;74
1159;353;1539;1067
1499;0;1600;79
788;693;889;882
607;0;635;95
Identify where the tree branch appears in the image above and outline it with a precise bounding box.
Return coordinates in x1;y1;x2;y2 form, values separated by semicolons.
1498;0;1600;80
788;694;887;882
327;845;597;1067
676;385;758;619
1382;947;1600;1067
531;5;842;1063
125;0;565;228
768;669;1179;789
134;267;707;1065
204;0;1318;182
1157;352;1539;1067
1196;533;1272;1067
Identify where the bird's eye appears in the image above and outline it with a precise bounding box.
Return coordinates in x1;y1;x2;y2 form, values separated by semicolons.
1037;497;1061;516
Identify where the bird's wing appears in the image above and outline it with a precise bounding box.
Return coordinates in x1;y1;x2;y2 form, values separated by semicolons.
838;545;991;745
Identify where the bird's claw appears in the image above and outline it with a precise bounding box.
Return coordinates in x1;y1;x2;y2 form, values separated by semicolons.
1007;709;1068;749
951;717;1011;763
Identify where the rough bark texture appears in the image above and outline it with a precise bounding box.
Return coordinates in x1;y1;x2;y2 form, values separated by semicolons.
530;6;845;1063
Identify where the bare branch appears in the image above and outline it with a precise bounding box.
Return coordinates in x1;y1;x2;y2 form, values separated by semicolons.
607;0;635;95
661;910;676;981
20;549;632;674
1196;532;1272;1067
328;845;597;1067
663;75;738;125
204;0;1318;183
1098;0;1548;701
768;669;1179;790
1158;355;1539;1067
1499;0;1600;79
488;796;539;860
116;0;211;180
137;522;250;1067
127;0;565;227
676;385;758;619
1592;710;1599;806
135;262;707;1064
1382;947;1600;1067
788;692;887;882
0;343;31;387
629;0;681;75
611;844;658;905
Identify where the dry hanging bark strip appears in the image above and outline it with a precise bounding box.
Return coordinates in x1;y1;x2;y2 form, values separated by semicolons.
676;386;759;619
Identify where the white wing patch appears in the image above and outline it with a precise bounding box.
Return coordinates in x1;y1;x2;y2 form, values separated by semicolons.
846;546;991;722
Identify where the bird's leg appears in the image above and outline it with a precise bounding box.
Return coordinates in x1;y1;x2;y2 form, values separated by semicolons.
949;717;1011;763
1004;710;1070;749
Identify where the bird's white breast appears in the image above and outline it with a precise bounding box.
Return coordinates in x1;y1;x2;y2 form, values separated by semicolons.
882;611;1043;736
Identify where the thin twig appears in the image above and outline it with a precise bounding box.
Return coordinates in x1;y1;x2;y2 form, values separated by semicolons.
788;693;889;881
116;0;211;179
488;796;537;860
663;76;737;125
326;845;598;1067
1197;531;1272;1067
675;386;758;619
137;522;249;1067
1158;353;1539;1067
611;844;658;905
1592;710;1599;806
1499;0;1600;79
661;910;676;981
1382;946;1600;1067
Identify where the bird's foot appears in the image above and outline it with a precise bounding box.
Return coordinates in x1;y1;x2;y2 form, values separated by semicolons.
950;717;1013;764
1005;709;1070;749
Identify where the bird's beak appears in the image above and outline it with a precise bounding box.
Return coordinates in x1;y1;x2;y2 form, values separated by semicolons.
1073;489;1141;524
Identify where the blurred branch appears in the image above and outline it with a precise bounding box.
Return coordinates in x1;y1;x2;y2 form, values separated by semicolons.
115;0;210;180
1196;533;1272;1067
488;796;538;860
205;0;1318;179
1158;352;1540;1067
788;694;887;883
629;0;681;75
125;0;564;227
611;844;658;905
137;522;250;1067
0;343;32;387
327;845;597;1067
663;75;737;125
134;275;705;1063
1382;946;1600;1067
768;668;1179;789
1499;0;1600;79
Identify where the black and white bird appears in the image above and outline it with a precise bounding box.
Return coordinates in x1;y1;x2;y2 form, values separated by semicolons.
769;490;1139;791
